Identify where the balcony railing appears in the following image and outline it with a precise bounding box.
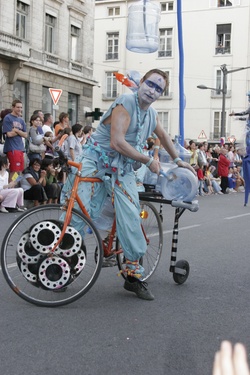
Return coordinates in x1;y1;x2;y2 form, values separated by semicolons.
158;50;172;57
106;53;118;60
0;31;30;57
215;46;231;54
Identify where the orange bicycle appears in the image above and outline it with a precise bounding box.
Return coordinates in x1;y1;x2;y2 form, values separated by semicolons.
1;150;164;307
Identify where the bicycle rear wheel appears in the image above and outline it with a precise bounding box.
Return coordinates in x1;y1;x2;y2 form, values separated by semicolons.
117;201;163;281
1;204;103;307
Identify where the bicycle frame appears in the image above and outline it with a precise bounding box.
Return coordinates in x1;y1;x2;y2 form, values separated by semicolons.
49;159;102;253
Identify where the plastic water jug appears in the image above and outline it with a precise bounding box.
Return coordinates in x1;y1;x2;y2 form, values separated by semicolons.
174;135;191;163
158;148;171;163
93;196;115;231
126;0;161;53
158;163;198;202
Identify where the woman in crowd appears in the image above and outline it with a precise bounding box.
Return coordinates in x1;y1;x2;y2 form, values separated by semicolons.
0;155;25;212
54;112;70;136
28;114;52;162
20;158;48;206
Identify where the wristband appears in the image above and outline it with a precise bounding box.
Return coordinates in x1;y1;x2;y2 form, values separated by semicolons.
173;157;182;164
154;145;160;149
145;157;154;168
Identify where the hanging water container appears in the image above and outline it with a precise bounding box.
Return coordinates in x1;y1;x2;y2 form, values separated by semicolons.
126;0;161;53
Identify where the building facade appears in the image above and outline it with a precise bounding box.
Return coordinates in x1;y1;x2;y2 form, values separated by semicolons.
0;0;97;125
93;0;250;144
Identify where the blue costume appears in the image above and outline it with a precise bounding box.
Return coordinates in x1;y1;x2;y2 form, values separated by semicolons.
232;93;250;205
61;92;158;277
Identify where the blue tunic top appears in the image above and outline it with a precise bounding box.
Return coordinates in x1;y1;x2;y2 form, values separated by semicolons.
82;93;157;174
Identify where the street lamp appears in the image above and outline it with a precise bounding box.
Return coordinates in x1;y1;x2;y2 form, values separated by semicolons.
197;64;250;139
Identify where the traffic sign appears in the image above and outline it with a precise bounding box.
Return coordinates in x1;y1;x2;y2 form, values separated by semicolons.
198;130;207;139
49;88;63;105
228;135;236;143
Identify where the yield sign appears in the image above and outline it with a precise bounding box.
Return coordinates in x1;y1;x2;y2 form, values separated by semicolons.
49;88;63;105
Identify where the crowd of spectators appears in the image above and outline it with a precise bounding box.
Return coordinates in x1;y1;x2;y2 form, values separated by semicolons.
0;99;92;212
0;98;247;211
147;137;246;196
185;140;245;196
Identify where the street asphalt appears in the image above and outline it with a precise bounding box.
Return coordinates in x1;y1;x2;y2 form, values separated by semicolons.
0;192;249;375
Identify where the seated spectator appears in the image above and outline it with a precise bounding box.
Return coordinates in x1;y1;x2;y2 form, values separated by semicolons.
233;166;245;192
20;158;48;206
206;165;223;194
41;158;61;203
203;168;214;195
228;166;237;193
0;155;25;212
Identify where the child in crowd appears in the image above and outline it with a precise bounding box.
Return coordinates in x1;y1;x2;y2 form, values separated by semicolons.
0;155;25;212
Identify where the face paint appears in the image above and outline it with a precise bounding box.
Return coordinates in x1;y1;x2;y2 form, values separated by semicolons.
144;80;164;94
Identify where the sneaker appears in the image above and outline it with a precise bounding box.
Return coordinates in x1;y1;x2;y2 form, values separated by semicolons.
0;206;9;213
124;278;154;301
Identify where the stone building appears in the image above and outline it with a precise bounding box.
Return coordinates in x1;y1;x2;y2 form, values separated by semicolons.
0;0;97;125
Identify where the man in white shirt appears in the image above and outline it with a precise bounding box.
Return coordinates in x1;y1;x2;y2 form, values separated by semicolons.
42;113;54;135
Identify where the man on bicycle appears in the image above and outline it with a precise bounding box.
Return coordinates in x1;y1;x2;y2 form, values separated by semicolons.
62;68;194;300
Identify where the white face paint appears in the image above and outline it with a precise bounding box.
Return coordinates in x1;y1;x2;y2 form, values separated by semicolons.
138;73;166;105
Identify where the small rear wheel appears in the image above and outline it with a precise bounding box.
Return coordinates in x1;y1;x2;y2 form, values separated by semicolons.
1;204;103;307
173;260;190;285
117;201;163;281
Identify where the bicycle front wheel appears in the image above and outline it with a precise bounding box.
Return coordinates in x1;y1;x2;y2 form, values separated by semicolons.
117;201;163;281
1;204;103;307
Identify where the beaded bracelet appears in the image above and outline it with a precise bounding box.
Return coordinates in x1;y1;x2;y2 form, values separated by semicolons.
145;157;154;168
173;157;182;164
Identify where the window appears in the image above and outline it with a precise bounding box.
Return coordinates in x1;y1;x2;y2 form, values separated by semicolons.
42;87;53;114
13;80;28;122
71;25;80;61
218;0;232;6
105;72;117;99
158;29;172;57
106;32;119;60
45;13;56;54
16;1;29;39
215;24;231;54
160;2;174;12
108;7;120;16
68;93;79;125
157;112;169;133
213;112;221;139
215;69;225;94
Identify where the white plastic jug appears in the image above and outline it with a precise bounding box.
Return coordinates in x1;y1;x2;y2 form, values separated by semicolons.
126;0;161;53
159;163;198;202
